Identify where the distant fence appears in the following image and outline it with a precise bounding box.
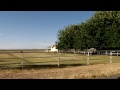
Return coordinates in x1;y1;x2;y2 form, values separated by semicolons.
97;50;120;55
59;49;120;55
0;49;46;53
0;50;120;69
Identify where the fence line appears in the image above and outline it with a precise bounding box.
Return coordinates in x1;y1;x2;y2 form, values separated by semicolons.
0;50;119;69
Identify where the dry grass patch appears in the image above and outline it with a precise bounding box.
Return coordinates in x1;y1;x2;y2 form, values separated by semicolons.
0;52;120;79
0;63;120;79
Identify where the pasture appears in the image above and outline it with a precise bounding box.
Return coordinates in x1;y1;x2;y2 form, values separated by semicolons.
0;50;120;79
0;50;120;69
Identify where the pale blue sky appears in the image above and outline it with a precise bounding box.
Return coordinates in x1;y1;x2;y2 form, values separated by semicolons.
0;11;94;49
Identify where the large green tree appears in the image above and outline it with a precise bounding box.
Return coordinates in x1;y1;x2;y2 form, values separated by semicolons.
57;11;120;50
57;25;79;50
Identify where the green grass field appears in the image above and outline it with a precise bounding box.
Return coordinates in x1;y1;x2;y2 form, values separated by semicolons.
0;51;120;69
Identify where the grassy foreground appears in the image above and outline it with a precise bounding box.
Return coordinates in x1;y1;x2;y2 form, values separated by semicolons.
0;52;120;69
0;52;120;79
0;63;120;79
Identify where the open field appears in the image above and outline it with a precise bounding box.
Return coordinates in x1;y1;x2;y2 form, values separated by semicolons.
0;51;120;68
0;51;120;69
0;63;120;79
0;51;120;79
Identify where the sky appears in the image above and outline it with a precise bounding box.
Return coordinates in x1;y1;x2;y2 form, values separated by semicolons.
0;11;94;49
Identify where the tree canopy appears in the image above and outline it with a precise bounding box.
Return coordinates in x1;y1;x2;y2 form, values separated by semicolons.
57;11;120;50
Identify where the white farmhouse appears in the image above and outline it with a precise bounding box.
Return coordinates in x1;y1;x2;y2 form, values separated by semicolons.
51;45;58;52
45;45;58;52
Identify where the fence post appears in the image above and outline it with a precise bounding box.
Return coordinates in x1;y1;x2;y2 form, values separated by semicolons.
21;51;24;69
106;51;108;55
74;49;76;54
87;52;89;65
110;51;112;63
99;52;100;54
84;51;85;55
117;52;118;56
58;53;60;67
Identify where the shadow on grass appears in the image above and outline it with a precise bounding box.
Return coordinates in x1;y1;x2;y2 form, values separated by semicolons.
24;63;86;69
0;63;86;70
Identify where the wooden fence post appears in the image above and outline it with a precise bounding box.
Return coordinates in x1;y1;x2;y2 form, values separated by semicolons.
106;51;108;55
84;51;85;55
21;51;24;69
110;51;112;63
87;52;89;65
58;53;60;67
117;52;118;56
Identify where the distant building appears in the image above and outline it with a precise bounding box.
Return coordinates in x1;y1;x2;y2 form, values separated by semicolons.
51;45;58;52
45;45;58;52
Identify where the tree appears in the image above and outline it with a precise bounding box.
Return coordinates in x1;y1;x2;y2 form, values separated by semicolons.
57;25;80;50
57;11;120;50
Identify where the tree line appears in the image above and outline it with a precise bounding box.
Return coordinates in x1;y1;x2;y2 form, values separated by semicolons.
56;11;120;50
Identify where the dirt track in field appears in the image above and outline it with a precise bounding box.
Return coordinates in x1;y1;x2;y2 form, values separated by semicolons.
0;63;120;79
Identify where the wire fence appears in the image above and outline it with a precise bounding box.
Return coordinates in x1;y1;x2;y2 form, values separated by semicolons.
0;50;120;69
